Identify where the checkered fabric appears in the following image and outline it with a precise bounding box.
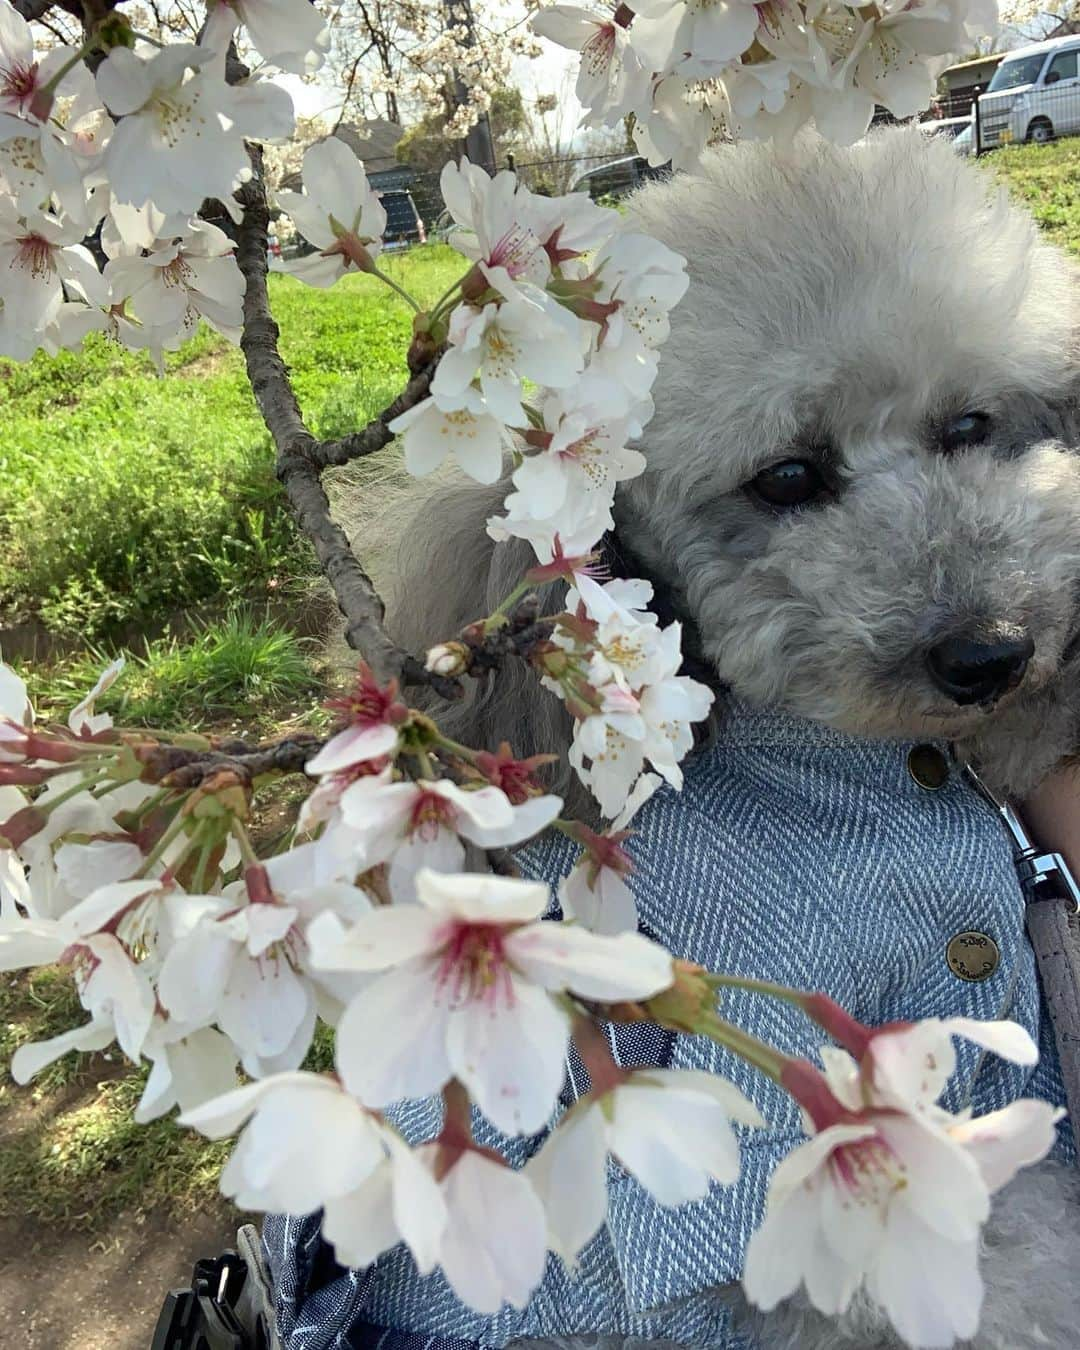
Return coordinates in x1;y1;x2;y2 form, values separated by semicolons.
263;696;1075;1350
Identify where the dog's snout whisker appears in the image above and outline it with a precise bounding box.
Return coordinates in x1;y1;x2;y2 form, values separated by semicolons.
926;633;1035;707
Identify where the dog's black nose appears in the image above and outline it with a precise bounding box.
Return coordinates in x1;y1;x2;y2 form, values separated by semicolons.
926;634;1035;705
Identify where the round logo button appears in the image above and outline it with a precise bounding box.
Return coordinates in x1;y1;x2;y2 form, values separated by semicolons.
908;744;951;791
946;930;1000;982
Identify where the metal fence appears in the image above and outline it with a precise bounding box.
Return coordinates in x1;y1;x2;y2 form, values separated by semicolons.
359;150;657;236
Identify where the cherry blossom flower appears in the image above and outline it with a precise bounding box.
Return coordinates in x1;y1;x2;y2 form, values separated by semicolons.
183;1072;447;1272
532;6;651;127
308;866;674;1134
0;880;163;1062
68;655;124;735
97;45;293;215
591;230;690;353
424;1143;548;1312
135;1021;239;1124
631;0;759;76
329;770;562;899
305;664;407;777
0;662;32;761
390;385;514;484
489;476;615;560
559;772;661;934
742;1058;1063;1348
630;73;714;171
105;221;244;345
556;579;714;816
509;379;645;521
54;837;144;900
864;1016;1039;1114
432;292;584;426
440;159;549;300
0;1;97;123
275;137;387;287
0;199;106;348
10;1015;115;1084
202;0;330;75
0;111;97;216
0;786;30;918
529;1068;764;1263
519;182;619;264
157;872;371;1076
183;1072;392;1211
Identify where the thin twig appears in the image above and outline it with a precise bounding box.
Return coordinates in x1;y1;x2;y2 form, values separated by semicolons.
314;361;439;469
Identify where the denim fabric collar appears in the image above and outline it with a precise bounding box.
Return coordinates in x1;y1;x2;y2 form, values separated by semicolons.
711;691;952;756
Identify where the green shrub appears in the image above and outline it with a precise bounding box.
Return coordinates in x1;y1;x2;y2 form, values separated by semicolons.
0;246;463;639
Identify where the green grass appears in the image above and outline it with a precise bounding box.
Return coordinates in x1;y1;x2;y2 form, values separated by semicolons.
986;137;1080;255
0;245;463;640
0;965;338;1231
0;969;233;1228
21;607;322;731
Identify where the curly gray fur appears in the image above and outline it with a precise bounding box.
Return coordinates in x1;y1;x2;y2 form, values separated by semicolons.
375;128;1080;807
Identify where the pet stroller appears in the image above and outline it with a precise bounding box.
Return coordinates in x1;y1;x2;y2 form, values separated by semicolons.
152;1223;281;1350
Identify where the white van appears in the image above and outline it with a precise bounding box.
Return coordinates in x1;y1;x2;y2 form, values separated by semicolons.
977;34;1080;149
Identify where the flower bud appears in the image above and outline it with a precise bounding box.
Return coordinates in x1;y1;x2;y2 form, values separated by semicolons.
642;960;721;1035
425;641;470;677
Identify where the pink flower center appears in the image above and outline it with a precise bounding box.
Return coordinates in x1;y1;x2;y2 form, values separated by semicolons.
409;789;457;841
436;921;514;1009
582;25;615;78
163;254;195;289
1;60;39;112
15;233;54;279
326;668;402;728
487;225;540;279
829;1133;908;1208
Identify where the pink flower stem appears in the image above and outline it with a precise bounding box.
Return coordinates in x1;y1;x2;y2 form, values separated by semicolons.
432;1079;475;1177
244;862;276;905
779;1057;852;1131
572;1014;629;1096
710;974;874;1059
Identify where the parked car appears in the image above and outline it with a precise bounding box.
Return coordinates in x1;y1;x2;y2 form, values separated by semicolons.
952;123;973;156
569;155;671;201
378;189;426;251
922;115;973;142
976;33;1080;150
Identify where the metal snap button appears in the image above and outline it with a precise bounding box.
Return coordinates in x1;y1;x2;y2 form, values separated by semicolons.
908;744;951;791
946;930;1000;982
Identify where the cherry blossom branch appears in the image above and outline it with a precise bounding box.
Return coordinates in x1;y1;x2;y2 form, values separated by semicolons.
234;158;432;687
135;732;327;789
312;363;440;470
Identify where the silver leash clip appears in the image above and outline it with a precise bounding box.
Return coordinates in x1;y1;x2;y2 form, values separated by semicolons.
962;763;1080;914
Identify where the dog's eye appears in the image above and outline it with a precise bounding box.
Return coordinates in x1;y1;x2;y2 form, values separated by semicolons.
749;459;827;509
942;411;991;453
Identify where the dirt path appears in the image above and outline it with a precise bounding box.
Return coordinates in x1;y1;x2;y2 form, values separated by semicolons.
0;1203;237;1350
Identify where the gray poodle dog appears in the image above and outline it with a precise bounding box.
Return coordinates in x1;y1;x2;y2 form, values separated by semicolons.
371;130;1080;1349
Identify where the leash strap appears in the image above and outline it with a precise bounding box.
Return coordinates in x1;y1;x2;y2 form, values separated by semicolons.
963;764;1080;1164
